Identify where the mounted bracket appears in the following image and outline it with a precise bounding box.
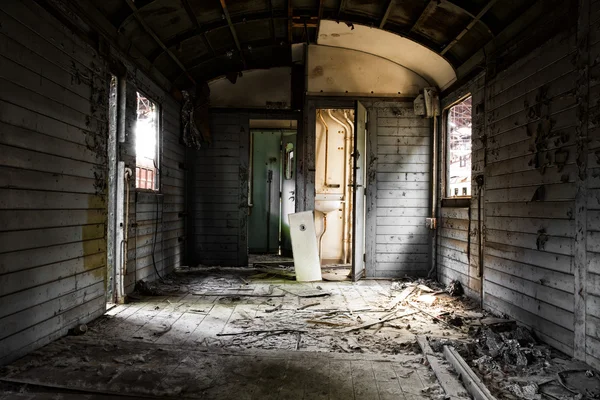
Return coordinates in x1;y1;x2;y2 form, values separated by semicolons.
426;217;437;230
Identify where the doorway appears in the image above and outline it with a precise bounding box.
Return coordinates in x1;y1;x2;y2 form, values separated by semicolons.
314;102;367;280
247;120;297;260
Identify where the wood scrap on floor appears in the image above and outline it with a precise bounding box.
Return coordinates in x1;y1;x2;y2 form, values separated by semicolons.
297;302;320;310
444;346;497;400
63;267;597;400
386;286;416;310
416;336;470;400
416;294;438;306
216;329;307;337
191;292;284;297
306;320;350;327
338;310;418;333
276;287;331;298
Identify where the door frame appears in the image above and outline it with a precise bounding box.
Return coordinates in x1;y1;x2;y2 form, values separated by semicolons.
301;98;372;279
352;101;367;281
210;109;301;265
248;129;284;254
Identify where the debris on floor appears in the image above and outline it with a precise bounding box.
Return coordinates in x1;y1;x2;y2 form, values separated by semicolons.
20;267;597;400
426;316;598;400
446;280;464;297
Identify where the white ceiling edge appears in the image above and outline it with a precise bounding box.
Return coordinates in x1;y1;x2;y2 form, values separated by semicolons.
209;67;292;108
307;45;430;96
317;20;457;91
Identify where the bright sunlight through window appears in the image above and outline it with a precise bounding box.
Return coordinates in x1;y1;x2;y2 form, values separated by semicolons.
446;96;472;198
135;92;159;190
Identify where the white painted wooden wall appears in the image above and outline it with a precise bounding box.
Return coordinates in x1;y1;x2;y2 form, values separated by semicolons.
437;73;486;301
438;1;600;365
0;0;186;364
585;0;600;369
482;28;578;356
365;102;432;278
0;0;109;364
122;82;185;294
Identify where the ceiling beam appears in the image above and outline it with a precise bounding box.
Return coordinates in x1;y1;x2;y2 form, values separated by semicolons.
442;0;494;36
288;0;293;43
409;0;437;33
292;17;318;28
180;0;198;28
117;0;157;32
315;0;325;42
441;0;497;55
268;0;275;42
180;0;215;57
149;14;288;64
174;43;291;84
219;0;247;68
379;0;394;29
122;0;196;85
338;0;347;17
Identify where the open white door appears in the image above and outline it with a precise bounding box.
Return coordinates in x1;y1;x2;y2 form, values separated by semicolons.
352;101;367;281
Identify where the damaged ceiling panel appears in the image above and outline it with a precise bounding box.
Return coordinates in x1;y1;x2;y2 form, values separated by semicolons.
413;1;472;46
317;21;457;90
82;0;536;87
307;45;430;96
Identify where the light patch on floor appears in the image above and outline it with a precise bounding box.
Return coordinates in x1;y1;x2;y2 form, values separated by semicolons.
1;268;472;399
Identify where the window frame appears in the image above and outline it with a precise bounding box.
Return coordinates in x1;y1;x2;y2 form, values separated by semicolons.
134;90;161;192
442;94;472;207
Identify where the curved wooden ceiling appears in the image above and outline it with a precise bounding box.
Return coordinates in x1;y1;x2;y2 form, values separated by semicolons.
86;0;536;86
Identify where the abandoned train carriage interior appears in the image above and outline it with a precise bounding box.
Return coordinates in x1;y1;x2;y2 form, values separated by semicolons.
0;0;599;398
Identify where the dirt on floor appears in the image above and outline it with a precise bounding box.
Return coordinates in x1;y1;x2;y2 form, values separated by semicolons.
2;266;599;399
127;266;600;400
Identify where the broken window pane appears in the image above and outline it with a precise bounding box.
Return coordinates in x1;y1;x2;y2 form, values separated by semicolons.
446;96;472;198
135;92;159;190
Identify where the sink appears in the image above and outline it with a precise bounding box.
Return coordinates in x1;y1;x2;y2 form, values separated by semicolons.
314;194;343;214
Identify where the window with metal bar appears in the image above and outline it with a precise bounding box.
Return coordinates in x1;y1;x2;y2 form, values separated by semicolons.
446;96;472;198
135;92;159;191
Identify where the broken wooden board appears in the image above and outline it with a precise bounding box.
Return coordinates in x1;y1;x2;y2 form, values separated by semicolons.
416;294;438;306
277;287;331;298
443;345;497;400
417;284;435;293
191;292;284;297
416;336;470;400
253;265;296;280
338;310;418;333
386;286;416;310
470;317;516;327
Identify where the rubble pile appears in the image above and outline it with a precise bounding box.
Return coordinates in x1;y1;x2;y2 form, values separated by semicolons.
113;268;600;400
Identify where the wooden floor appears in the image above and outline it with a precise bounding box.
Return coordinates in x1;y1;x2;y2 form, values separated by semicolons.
95;278;407;350
0;269;459;399
1;338;434;399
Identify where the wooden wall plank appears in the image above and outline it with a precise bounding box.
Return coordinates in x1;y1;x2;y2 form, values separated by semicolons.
0;0;185;363
0;0;108;364
366;103;431;277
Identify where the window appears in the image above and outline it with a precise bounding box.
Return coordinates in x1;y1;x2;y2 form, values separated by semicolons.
135;92;159;190
446;96;472;198
284;143;294;180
